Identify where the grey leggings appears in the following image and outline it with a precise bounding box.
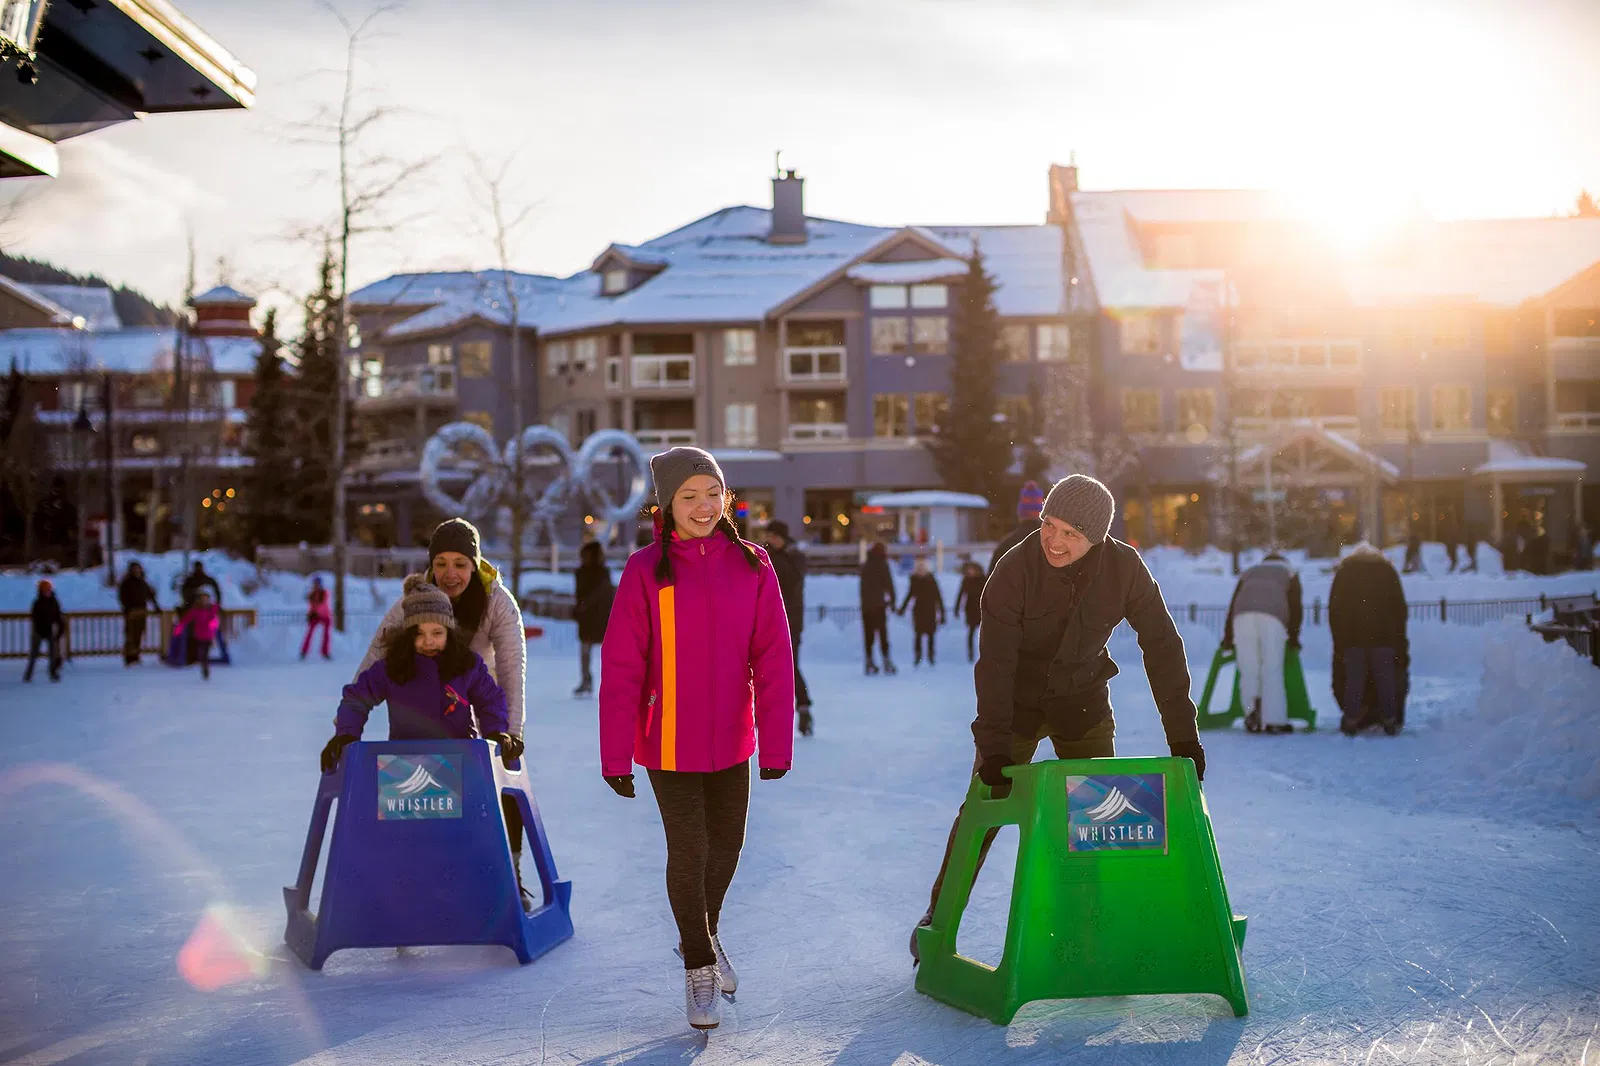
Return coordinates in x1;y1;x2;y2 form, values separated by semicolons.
647;760;751;970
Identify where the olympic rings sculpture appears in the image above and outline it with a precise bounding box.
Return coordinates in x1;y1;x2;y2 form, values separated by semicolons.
419;422;650;547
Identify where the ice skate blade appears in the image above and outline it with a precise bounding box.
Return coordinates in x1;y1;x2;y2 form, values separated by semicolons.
691;1021;719;1031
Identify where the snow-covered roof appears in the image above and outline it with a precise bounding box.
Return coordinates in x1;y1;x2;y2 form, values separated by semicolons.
351;271;578;340
18;284;121;330
0;275;79;327
1226;423;1400;482
0;327;260;376
1473;440;1586;478
847;259;968;285
191;285;256;307
710;448;785;462
865;490;990;510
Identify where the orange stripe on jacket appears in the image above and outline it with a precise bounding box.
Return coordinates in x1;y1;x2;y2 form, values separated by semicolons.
658;585;677;771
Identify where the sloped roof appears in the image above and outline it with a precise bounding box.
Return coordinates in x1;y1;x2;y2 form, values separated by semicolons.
18;284;121;330
1473;439;1586;478
0;275;78;326
191;284;256;307
847;258;968;285
0;327;260;375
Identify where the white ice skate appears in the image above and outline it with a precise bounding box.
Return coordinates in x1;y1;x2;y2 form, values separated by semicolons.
685;964;721;1030
711;933;738;996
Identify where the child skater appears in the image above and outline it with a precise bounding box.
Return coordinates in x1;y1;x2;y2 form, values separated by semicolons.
898;556;946;666
174;590;221;680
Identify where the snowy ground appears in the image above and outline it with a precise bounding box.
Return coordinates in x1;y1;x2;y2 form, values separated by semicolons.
1;592;1597;1064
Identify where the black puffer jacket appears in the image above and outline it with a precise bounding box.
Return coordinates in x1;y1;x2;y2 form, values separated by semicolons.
118;574;159;613
973;532;1197;762
859;550;895;611
1329;549;1408;652
768;543;806;636
573;562;615;644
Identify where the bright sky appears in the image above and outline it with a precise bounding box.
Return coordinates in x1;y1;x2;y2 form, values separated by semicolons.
2;0;1597;320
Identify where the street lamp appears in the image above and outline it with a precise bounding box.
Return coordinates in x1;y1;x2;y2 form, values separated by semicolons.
72;402;94;569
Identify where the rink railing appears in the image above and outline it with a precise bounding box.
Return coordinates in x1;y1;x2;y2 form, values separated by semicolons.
0;609;257;659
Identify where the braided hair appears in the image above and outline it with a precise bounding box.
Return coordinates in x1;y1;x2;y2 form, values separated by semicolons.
653;490;761;585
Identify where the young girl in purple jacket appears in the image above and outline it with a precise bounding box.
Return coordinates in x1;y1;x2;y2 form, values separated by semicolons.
321;575;519;775
600;446;794;1032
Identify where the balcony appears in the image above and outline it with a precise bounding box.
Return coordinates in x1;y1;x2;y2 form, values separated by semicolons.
1554;411;1600;431
785;421;849;443
631;355;695;390
357;365;457;409
351;438;419;473
1233;339;1361;375
783;347;847;386
633;429;698;447
1235;415;1360;437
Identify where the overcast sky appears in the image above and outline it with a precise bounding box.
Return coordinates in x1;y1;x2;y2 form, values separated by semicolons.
3;0;1597;320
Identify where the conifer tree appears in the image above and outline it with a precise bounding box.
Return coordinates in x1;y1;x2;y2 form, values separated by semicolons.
289;251;342;543
243;308;300;546
928;248;1011;502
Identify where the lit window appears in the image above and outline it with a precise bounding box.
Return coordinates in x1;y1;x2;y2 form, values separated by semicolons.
910;284;947;309
913;392;948;437
1037;323;1072;362
1176;388;1214;439
873;394;908;438
427;343;452;366
573;336;600;371
216;380;236;408
1379;387;1415;433
1000;324;1030;362
1121;389;1162;434
870;285;908;309
602;269;628;295
871;317;909;355
723;328;757;366
1486;389;1517;436
131;433;160;455
1431;385;1471;431
546;340;570;376
912;316;948;355
1119;315;1161;356
459;340;492;378
724;402;758;447
631;354;695;388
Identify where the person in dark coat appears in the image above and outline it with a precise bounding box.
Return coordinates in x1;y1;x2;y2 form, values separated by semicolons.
1402;528;1423;573
1441;516;1461;572
765;521;812;736
988;480;1045;576
1525;523;1551;575
24;579;65;682
572;541;615;697
117;561;161;666
1328;543;1409;735
1574;522;1593;571
180;561;222;610
898;556;947;666
911;475;1204;962
859;541;897;674
953;560;986;662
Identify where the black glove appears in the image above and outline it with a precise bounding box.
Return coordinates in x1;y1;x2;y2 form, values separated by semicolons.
320;734;357;774
978;754;1016;797
604;773;636;798
1170;740;1206;783
759;767;787;780
484;732;524;763
1287;636;1301;650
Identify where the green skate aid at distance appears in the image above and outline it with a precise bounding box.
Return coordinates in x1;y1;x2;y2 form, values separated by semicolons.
914;757;1249;1024
1196;644;1317;731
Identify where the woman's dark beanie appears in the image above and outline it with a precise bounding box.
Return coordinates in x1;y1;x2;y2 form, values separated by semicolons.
428;518;481;566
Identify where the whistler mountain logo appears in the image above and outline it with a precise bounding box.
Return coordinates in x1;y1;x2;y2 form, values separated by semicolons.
377;754;462;821
1066;773;1167;853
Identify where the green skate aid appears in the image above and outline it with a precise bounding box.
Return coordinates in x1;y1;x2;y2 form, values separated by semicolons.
914;756;1248;1023
1196;644;1317;731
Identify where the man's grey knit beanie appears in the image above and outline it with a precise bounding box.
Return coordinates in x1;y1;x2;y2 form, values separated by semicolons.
1041;474;1115;544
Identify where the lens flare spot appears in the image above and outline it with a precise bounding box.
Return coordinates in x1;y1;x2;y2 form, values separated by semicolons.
177;903;269;991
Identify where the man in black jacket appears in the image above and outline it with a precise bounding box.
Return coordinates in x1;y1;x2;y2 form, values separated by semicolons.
859;541;897;675
117;561;161;666
1328;543;1408;734
911;474;1205;962
25;580;65;682
765;521;812;735
180;561;222;610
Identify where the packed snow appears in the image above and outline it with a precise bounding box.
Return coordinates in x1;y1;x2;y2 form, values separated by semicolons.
1;550;1596;1064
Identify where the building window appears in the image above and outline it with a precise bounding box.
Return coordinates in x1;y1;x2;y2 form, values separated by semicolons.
786;347;845;382
573;336;600;371
787;393;848;440
1486;389;1517;436
724;402;757;447
1431;385;1471;431
1379;386;1416;433
912;316;948;355
604;357;621;390
1430;314;1470;350
1000;323;1030;362
873;394;908;438
631;354;695;389
575;408;597;441
1119;314;1162;356
723;328;757;367
459;340;493;378
1176;388;1215;438
1553;309;1600;338
1121;388;1162;434
913;392;948;437
1037;323;1072;363
870;285;908;309
910;284;947;309
550;411;571;440
131;433;160;455
633;332;695;355
602;268;628;295
427;343;452;366
546;340;570;376
216;380;237;408
1554;380;1600;416
463;410;494;434
871;317;908;355
786;319;845;347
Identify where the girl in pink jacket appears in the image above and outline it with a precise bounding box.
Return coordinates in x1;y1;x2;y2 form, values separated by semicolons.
600;446;794;1032
175;591;221;680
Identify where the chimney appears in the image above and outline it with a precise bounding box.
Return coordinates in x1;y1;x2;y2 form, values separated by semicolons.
769;169;807;245
1046;159;1079;225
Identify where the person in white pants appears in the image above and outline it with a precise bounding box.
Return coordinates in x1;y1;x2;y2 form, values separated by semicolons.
1222;553;1303;734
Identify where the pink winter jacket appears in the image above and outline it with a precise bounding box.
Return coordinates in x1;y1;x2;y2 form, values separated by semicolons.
600;532;795;776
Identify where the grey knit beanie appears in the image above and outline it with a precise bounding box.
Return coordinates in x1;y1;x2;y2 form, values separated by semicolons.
1041;474;1115;544
401;573;455;630
650;446;725;509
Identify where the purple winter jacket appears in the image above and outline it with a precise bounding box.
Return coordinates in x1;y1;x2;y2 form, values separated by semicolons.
335;651;509;740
